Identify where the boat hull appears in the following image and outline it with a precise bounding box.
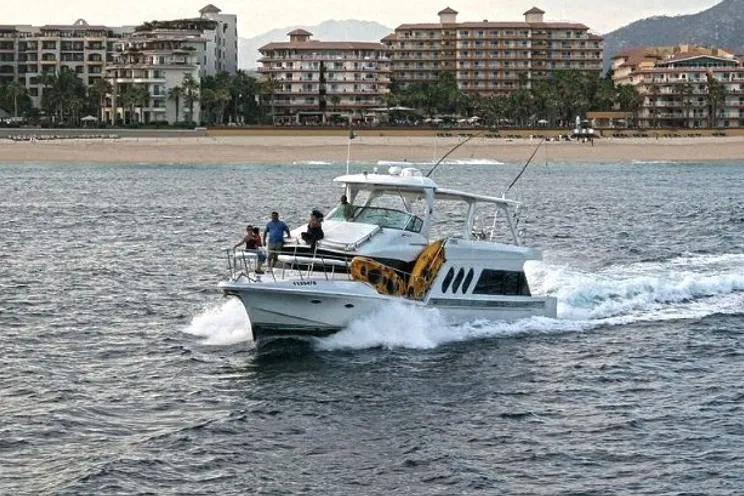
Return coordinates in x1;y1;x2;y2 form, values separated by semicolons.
219;277;557;347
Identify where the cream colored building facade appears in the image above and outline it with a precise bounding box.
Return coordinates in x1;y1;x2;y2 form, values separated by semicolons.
612;45;744;128
105;29;205;124
0;20;132;108
0;4;236;116
382;6;603;95
258;30;391;123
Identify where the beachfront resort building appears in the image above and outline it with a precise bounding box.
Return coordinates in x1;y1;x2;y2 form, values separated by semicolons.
0;20;132;109
258;30;391;124
198;4;238;76
0;4;237;119
104;23;207;124
612;44;744;128
382;6;603;95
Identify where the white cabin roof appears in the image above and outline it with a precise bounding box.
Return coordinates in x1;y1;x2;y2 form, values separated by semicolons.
333;172;520;207
333;172;437;191
435;188;521;207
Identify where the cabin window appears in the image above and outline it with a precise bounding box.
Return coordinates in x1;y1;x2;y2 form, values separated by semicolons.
461;268;474;293
451;268;465;293
441;267;455;293
472;270;531;296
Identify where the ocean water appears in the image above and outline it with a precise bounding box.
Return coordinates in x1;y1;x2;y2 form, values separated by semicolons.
2;160;744;495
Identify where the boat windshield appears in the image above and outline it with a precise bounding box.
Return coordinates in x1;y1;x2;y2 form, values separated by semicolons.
327;205;423;233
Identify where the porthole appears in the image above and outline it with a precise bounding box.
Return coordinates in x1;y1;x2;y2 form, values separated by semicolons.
441;267;455;293
451;268;465;293
310;299;322;304
462;268;474;293
345;303;354;308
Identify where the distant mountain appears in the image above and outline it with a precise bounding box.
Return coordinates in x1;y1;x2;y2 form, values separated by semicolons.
239;20;393;69
603;0;744;70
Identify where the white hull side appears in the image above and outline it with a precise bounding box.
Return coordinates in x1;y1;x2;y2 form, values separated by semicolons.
220;279;557;344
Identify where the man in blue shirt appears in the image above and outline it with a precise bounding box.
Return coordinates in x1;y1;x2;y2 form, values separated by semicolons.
263;211;291;269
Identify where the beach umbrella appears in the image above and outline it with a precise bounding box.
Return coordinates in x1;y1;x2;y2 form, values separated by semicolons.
81;115;98;122
537;119;549;125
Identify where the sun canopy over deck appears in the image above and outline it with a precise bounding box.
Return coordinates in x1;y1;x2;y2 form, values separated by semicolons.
333;173;437;193
435;188;521;207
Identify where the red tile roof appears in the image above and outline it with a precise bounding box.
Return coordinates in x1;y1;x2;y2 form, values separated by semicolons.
259;40;389;51
524;7;546;15
395;21;589;30
437;7;458;15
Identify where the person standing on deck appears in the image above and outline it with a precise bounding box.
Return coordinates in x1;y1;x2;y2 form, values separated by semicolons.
263;211;291;270
233;225;266;274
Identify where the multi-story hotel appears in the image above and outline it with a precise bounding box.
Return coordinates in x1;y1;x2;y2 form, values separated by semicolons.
104;25;206;124
612;45;744;128
0;4;237;118
258;30;391;123
0;20;132;108
382;6;603;95
198;4;238;76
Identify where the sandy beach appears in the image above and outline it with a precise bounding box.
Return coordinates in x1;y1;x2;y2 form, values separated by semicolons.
1;135;744;164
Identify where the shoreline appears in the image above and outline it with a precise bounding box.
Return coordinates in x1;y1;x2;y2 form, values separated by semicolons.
1;135;743;164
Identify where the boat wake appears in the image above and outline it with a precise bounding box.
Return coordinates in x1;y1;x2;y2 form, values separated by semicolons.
185;253;744;350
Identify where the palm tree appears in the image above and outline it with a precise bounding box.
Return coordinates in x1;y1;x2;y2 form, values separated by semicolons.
200;87;216;123
705;72;726;129
120;86;139;124
6;80;26;118
182;74;200;124
329;94;341;114
260;75;282;124
616;84;642;128
134;85;150;123
646;83;660;129
89;78;112;124
679;81;694;129
213;88;231;125
168;85;183;123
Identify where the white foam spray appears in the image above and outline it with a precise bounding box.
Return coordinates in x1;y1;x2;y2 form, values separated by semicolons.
183;298;252;346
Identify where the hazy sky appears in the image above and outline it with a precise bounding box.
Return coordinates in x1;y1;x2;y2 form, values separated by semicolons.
4;0;722;37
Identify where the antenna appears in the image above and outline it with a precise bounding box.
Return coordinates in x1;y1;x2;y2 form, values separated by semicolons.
346;127;356;174
505;138;545;193
426;131;485;178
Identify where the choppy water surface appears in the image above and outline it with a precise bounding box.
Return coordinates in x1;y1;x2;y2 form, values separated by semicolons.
2;160;744;495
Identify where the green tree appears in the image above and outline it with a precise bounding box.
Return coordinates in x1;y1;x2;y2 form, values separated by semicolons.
260;75;282;124
182;74;200;124
6;81;27;118
705;72;726;128
678;81;695;129
168;85;183;123
89;78;112;124
134;85;150;123
616;84;642;127
646;83;660;128
120;86;138;124
329;94;341;114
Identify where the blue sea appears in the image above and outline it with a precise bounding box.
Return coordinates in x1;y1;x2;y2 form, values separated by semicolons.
2;160;743;495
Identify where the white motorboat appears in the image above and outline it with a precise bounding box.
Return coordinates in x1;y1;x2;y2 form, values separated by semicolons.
219;166;557;346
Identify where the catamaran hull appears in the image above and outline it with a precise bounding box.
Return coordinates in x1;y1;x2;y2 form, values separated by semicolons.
220;279;557;346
